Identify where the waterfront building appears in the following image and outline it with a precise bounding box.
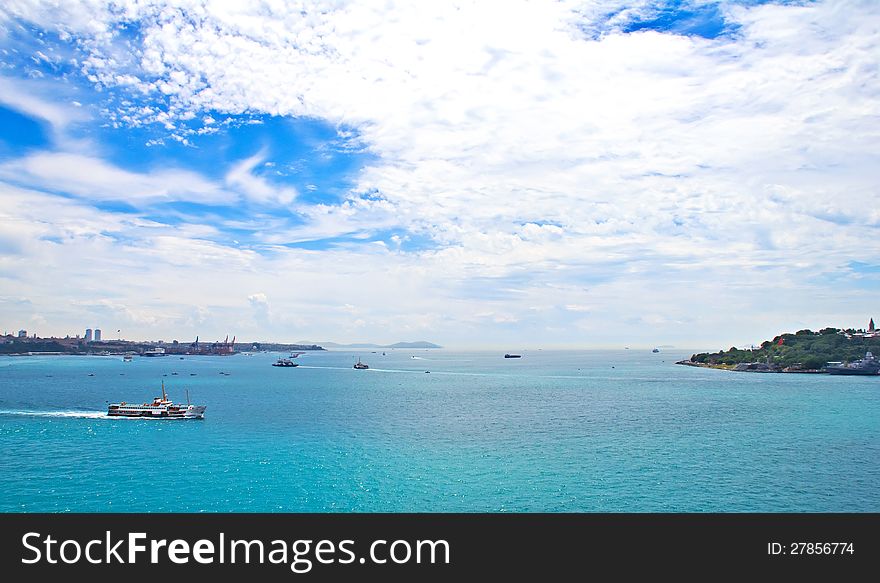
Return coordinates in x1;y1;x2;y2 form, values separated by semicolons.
94;328;102;341
18;329;26;338
85;328;93;342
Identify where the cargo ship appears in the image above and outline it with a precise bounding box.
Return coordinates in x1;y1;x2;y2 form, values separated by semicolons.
107;382;206;418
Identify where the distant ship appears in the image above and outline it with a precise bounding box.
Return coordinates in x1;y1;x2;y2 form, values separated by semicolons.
504;354;522;359
652;348;660;353
353;358;369;369
107;382;205;419
142;347;166;357
123;355;133;362
826;352;880;376
272;358;299;367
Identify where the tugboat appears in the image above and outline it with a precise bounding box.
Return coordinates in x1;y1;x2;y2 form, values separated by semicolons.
504;354;522;359
826;352;880;376
107;382;205;419
353;358;369;369
272;358;299;367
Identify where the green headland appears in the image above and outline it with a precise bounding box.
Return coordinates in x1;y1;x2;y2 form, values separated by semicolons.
681;321;880;373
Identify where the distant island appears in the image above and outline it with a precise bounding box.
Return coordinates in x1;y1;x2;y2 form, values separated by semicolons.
303;340;442;349
679;322;880;373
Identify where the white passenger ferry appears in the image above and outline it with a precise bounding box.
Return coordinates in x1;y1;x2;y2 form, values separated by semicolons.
107;382;206;419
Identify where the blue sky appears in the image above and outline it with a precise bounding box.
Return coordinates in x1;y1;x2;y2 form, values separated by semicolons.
0;0;877;348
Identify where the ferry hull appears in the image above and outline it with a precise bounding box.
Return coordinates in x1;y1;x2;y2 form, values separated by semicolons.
107;405;206;419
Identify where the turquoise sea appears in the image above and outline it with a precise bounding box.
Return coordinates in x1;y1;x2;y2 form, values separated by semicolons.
0;350;877;512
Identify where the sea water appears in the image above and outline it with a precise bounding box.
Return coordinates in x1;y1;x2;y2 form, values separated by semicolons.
0;350;877;512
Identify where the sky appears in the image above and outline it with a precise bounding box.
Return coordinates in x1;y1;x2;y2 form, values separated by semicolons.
0;0;878;349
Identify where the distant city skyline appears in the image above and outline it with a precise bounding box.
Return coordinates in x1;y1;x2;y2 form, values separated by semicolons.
0;1;878;349
3;317;879;352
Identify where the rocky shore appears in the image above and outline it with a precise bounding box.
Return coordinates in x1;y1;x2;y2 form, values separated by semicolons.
675;360;825;374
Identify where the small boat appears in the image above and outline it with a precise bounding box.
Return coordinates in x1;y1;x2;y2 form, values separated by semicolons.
353;358;369;369
504;354;522;359
652;348;660;353
123;355;133;362
272;358;299;367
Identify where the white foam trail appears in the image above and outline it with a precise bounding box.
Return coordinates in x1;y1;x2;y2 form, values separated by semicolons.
0;409;107;419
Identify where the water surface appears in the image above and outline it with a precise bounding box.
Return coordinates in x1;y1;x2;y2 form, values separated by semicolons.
1;350;877;512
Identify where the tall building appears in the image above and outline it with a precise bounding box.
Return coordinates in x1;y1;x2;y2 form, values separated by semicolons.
94;329;102;342
870;318;876;333
18;329;26;338
85;328;93;343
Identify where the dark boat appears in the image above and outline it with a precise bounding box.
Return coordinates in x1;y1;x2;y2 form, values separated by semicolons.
353;358;369;369
825;352;880;375
272;358;299;367
504;354;522;358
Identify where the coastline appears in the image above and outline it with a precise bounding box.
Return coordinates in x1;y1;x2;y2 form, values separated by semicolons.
676;360;830;374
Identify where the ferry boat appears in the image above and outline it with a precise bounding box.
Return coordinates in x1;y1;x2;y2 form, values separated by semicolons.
504;354;522;359
107;382;206;419
142;347;166;357
826;352;880;376
353;358;369;369
272;358;299;367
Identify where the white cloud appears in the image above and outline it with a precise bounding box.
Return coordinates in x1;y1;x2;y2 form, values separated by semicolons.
0;1;878;346
226;151;297;205
0;75;90;132
0;151;234;204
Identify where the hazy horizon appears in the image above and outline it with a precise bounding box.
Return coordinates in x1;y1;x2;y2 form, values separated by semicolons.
1;1;877;349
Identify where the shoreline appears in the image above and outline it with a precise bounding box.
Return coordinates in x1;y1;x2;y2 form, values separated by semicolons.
676;360;829;374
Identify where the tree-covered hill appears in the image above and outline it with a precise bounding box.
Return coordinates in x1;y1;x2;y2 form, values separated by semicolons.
689;328;880;371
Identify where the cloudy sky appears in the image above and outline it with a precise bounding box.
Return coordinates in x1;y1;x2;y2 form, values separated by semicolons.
0;0;878;349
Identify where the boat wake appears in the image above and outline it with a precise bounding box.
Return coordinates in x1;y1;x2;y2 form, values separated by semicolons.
0;409;108;419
